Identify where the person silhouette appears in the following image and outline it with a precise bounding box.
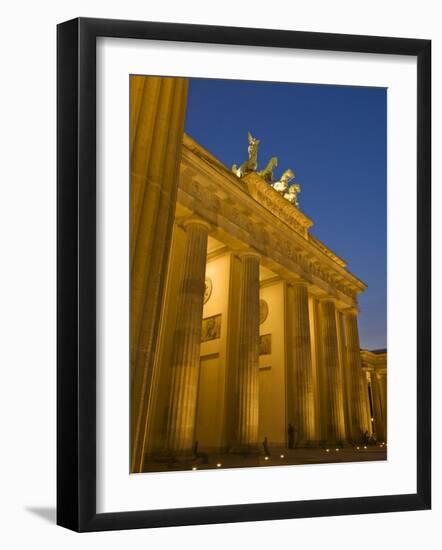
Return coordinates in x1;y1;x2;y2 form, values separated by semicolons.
263;436;271;456
288;423;295;449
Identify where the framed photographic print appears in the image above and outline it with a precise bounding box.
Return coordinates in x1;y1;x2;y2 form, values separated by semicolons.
57;17;431;532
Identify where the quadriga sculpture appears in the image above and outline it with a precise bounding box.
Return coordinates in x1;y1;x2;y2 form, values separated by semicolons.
232;132;260;178
283;183;301;208
257;156;278;183
231;133;303;209
271;168;295;194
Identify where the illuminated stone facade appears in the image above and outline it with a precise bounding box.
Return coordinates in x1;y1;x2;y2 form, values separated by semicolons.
130;76;387;471
361;350;387;443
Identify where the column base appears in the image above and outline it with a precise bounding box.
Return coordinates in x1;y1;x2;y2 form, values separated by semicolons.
322;439;349;449
350;430;380;445
150;449;204;464
349;437;368;446
294;439;323;449
229;443;262;455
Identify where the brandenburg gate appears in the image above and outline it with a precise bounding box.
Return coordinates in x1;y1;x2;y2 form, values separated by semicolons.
130;76;387;472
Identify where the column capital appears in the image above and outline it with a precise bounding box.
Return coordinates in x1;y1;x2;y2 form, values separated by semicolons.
341;306;359;316
237;250;261;261
319;296;338;306
182;217;211;232
288;278;310;289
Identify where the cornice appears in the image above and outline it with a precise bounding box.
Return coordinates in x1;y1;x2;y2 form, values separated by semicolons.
308;234;346;268
360;349;387;370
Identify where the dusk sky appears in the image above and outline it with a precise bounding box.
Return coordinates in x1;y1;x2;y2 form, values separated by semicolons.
184;78;387;350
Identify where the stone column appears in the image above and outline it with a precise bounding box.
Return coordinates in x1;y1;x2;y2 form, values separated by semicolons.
319;299;346;443
371;373;386;442
130;76;188;472
336;311;351;440
311;298;326;442
378;371;387;440
344;310;371;441
233;252;261;453
366;373;376;434
289;282;316;445
165;220;210;457
362;370;373;435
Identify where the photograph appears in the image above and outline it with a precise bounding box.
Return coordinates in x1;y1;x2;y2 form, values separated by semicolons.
130;75;387;474
0;0;434;542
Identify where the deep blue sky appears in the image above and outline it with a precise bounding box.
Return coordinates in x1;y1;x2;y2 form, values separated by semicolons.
184;79;386;350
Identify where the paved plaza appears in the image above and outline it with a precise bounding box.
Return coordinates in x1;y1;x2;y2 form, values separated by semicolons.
143;444;387;473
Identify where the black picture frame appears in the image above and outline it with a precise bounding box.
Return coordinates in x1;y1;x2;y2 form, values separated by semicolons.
57;17;431;532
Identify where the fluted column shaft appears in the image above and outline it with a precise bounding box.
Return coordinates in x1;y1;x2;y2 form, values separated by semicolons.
290;283;316;445
235;253;260;451
378;372;387;440
130;76;188;472
311;298;326;441
345;311;371;441
337;312;351;440
371;373;386;442
165;221;209;456
319;300;346;443
362;371;372;434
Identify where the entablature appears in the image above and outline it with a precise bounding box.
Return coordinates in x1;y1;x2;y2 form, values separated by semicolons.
179;135;367;306
361;349;387;373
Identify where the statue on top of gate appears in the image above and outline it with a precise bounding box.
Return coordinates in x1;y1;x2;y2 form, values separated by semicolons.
232;133;303;209
232;132;260;178
257;156;278;183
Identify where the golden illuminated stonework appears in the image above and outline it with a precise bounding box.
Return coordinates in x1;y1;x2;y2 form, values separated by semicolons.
130;80;386;473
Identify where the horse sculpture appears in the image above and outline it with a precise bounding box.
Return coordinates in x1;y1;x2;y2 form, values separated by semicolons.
283;183;301;208
271;168;295;195
232;132;260;178
257;156;278;183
